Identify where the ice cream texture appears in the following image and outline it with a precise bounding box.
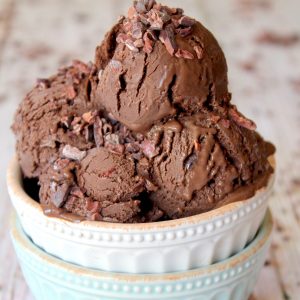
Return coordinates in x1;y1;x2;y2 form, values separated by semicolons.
13;0;275;223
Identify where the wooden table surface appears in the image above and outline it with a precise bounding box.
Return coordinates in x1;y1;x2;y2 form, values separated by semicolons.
0;0;300;299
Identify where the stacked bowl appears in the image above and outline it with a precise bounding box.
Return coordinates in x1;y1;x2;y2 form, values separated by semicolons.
8;156;275;300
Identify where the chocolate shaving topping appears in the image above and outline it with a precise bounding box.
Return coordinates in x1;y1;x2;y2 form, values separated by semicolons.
134;38;144;48
125;39;139;52
132;22;144;39
62;144;87;161
229;107;257;131
159;28;177;56
135;1;147;13
143;31;154;53
185;153;198;170
70;186;84;198
82;111;95;124
117;0;196;59
176;27;193;37
93;116;104;147
179;16;196;27
72;59;91;74
50;181;71;208
194;45;203;59
175;49;194;59
140;139;159;158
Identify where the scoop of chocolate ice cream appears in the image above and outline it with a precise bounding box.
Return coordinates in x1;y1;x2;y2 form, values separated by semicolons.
95;2;229;133
78;148;144;203
144;111;274;219
13;0;275;224
12;61;99;178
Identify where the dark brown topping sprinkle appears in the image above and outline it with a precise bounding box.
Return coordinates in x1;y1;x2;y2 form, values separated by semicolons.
159;28;177;56
132;22;144;39
37;78;51;89
175;49;194;59
72;59;91;74
176;27;193;37
179;16;196;27
140;139;159;158
70;186;84;198
62;145;87;161
117;0;196;59
143;31;155;53
82;111;95;124
125;39;139;52
229;107;257;131
86;199;101;213
93;116;104;147
134;38;144;48
185;153;198;170
194;45;203;59
50;181;71;208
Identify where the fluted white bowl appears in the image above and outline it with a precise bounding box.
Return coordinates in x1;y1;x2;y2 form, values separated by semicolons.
11;211;273;300
7;155;274;274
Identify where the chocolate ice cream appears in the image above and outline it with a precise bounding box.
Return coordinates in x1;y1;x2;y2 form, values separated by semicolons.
12;61;99;178
13;0;275;223
95;4;229;132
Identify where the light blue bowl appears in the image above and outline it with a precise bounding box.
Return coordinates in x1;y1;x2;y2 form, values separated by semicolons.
11;210;273;300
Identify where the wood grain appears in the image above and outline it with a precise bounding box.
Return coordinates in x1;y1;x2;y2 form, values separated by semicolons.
1;0;300;299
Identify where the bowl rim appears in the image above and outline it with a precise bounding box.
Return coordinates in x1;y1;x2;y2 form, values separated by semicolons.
7;155;275;230
11;209;273;281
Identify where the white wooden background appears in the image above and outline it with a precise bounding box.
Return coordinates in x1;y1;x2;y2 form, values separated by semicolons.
0;0;300;299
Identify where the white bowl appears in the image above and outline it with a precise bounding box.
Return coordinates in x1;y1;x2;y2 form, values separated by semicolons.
7;155;274;274
11;211;273;300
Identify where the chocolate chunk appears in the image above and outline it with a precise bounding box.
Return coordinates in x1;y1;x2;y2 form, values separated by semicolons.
179;16;196;27
93;117;104;147
140;139;159;158
125;39;139;52
132;22;144;39
135;1;146;13
82;111;95;124
72;60;91;74
143;31;154;53
134;38;144;48
159;28;177;56
50;181;71;208
62;145;87;161
175;49;194;59
176;27;193;37
194;45;203;59
229;107;257;130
